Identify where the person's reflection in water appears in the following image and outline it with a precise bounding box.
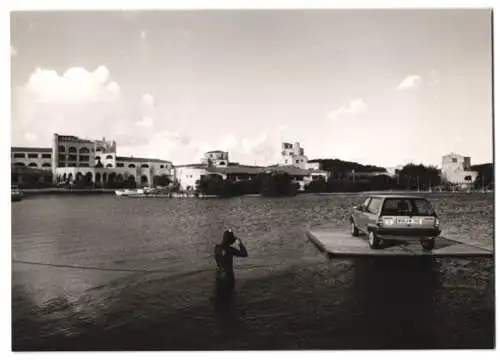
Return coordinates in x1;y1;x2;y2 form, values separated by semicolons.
214;229;248;298
352;257;439;349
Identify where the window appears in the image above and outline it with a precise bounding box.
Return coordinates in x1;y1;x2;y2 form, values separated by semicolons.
141;164;149;168
128;164;136;168
42;163;51;167
367;198;382;214
160;165;164;168
106;164;113;168
464;175;472;181
116;163;124;168
79;155;90;161
69;147;77;153
13;153;25;158
41;154;51;159
219;161;226;165
295;160;299;164
381;198;436;216
106;155;113;160
59;154;66;161
58;145;66;152
14;162;25;166
79;147;90;153
28;153;38;158
285;159;288;164
95;156;101;160
452;158;457;163
68;154;77;161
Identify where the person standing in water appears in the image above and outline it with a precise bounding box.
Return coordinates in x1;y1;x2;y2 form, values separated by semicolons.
214;229;248;296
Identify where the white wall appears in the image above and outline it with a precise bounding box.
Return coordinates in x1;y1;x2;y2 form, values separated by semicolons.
175;166;209;191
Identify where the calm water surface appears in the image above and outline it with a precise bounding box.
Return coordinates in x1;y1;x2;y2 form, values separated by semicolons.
12;193;494;350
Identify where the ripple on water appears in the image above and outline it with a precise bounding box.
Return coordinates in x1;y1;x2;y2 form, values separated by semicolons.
12;193;494;350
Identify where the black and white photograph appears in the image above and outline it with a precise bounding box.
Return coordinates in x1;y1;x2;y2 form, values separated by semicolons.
7;1;497;353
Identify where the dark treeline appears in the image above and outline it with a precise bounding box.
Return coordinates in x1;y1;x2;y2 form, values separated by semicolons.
308;158;386;174
196;172;297;198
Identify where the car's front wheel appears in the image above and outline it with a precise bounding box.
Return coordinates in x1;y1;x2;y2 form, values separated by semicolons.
420;238;435;251
368;231;381;249
350;219;359;237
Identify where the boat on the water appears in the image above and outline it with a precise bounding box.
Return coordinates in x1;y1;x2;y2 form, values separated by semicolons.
115;187;173;198
115;188;146;197
11;185;23;202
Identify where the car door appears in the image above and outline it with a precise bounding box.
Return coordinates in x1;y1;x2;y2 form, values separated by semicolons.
365;197;382;231
355;197;371;231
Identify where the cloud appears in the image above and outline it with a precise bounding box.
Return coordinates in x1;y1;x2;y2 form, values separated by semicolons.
23;66;120;103
11;45;17;57
141;93;155;109
327;98;368;121
397;75;422;90
136;116;154;128
429;69;441;86
119;131;195;164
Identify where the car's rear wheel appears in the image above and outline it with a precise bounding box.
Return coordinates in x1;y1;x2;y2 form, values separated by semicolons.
368;231;381;249
350;220;359;237
421;238;435;251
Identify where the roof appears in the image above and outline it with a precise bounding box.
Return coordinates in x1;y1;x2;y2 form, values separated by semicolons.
264;165;313;176
204;150;226;154
175;163;207;169
207;165;265;175
12;147;52;153
116;156;172;164
367;194;428;200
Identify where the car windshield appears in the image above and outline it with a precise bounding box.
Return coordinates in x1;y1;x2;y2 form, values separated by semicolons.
381;198;436;216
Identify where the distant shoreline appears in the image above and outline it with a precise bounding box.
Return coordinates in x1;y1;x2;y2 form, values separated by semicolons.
16;188;493;198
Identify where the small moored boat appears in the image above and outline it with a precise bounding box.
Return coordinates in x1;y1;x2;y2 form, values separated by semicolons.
11;185;23;202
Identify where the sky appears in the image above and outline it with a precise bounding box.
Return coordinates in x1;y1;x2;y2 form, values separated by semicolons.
10;9;493;168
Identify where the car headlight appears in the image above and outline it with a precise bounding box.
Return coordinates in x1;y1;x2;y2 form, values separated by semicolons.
383;219;394;226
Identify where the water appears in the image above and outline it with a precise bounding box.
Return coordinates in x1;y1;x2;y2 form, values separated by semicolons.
12;193;494;350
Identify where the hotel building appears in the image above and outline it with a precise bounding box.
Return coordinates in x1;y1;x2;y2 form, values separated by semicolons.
12;133;174;187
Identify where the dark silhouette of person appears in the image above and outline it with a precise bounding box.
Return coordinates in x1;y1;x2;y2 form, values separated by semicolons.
214;229;248;297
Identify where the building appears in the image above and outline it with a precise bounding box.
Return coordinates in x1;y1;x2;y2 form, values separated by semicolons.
11;133;174;188
175;146;329;192
441;153;478;188
201;150;229;167
307;161;322;171
279;142;309;169
11;147;53;169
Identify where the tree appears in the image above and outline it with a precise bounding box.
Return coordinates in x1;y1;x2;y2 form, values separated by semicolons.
472;163;494;189
258;171;297;197
304;177;328;193
396;163;441;190
369;175;396;191
153;175;171;187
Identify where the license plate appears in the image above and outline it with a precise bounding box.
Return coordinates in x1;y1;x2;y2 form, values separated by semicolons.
396;217;421;225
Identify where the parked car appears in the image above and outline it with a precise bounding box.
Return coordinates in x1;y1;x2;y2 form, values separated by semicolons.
349;195;441;250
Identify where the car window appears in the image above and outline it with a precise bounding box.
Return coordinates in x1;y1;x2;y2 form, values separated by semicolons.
381;198;436;216
362;197;371;209
367;198;382;214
